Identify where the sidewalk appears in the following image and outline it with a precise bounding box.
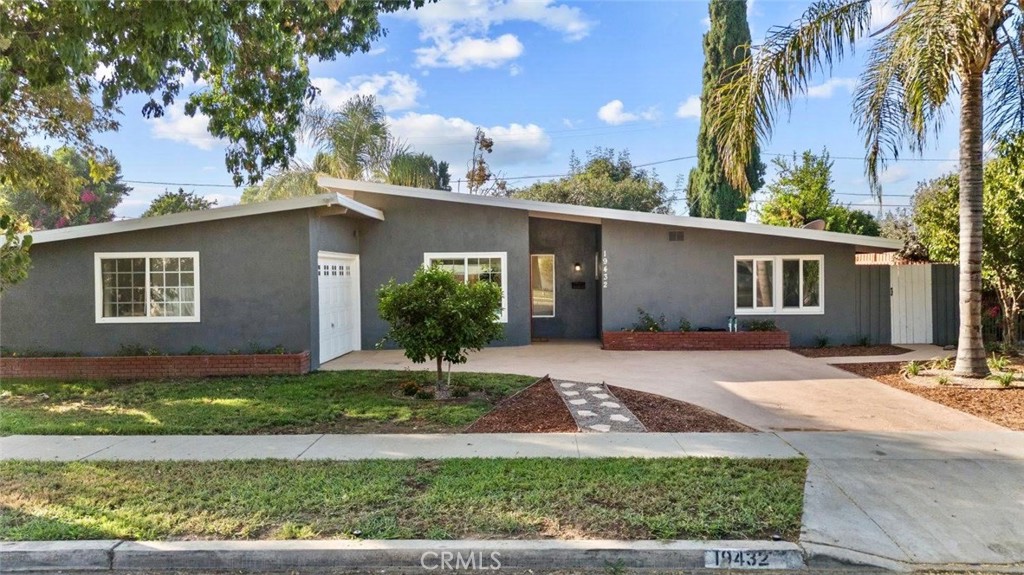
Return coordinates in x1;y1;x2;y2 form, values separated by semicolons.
2;430;1023;569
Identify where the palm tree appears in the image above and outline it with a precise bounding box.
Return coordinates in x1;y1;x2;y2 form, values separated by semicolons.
707;0;1023;377
303;94;406;181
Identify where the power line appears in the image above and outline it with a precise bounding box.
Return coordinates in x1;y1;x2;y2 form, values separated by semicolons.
122;150;950;190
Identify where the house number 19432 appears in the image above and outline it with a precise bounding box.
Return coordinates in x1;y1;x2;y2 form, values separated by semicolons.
601;250;609;288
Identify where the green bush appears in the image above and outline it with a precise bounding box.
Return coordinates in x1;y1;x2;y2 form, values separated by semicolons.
631;308;665;332
378;264;504;396
678;317;692;332
743;319;779;332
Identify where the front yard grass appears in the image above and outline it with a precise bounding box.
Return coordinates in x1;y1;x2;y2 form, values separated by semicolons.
0;458;807;541
0;371;535;435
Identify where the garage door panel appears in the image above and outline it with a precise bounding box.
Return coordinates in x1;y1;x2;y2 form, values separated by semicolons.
318;254;358;363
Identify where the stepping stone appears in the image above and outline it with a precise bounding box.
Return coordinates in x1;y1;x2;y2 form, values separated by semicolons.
609;414;631;423
569;399;588;405
600;401;621;408
560;383;576;388
562;391;580;396
588;424;611;433
593;393;609;400
585;386;602;392
576;410;596;417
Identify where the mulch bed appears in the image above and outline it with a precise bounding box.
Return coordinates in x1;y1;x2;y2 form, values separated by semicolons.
790;344;913;358
608;385;753;432
466;376;752;433
465;376;578;433
835;362;1024;431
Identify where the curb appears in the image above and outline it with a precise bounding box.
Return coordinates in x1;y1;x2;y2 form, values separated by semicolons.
1;539;804;572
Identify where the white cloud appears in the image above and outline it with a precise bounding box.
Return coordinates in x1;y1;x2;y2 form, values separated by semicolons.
878;165;910;185
415;34;524;69
597;100;658;125
148;103;221;151
509;64;522;77
367;46;387;56
401;0;593;42
701;16;711;29
399;0;592;71
388;112;551;170
562;118;578;129
311;72;422;112
805;77;858;99
204;193;241;207
675;95;701;119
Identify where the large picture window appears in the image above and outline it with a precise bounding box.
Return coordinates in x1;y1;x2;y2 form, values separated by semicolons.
424;252;508;323
735;255;823;315
95;252;200;323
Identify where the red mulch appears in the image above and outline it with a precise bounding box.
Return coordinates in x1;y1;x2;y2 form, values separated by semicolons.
835;362;1024;431
465;376;753;433
790;345;913;358
609;385;753;432
464;376;578;433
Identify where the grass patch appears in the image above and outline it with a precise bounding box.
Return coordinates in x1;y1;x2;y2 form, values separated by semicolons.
0;371;534;435
0;458;806;541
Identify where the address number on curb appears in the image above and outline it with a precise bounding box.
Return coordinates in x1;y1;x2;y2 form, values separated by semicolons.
704;549;789;569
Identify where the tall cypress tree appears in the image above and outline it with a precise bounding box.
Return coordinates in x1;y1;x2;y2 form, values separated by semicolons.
686;0;764;221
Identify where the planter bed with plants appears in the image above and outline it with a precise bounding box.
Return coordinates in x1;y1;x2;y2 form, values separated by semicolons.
603;309;789;351
0;344;312;380
835;355;1024;430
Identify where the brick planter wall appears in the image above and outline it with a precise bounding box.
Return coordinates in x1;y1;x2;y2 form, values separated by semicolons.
0;351;311;380
602;331;790;351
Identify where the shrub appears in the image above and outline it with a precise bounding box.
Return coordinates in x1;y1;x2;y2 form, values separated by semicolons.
991;372;1016;388
414;388;435;400
857;335;871;347
937;375;950;386
988;354;1011;372
901;360;922;377
743;319;778;332
813;331;830;348
631;308;665;332
378;264;504;397
186;345;210;356
400;381;420;397
677;317;692;332
451;386;470;398
931;356;952;371
116;343;162;357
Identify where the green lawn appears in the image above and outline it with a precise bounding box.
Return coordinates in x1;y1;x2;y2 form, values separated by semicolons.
0;458;807;541
0;371;535;435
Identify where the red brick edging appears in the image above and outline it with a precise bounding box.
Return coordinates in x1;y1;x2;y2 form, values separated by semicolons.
0;351;312;380
602;331;790;351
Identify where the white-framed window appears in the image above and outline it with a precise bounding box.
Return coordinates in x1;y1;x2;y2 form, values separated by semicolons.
95;252;200;323
531;254;555;318
734;255;823;315
424;252;508;323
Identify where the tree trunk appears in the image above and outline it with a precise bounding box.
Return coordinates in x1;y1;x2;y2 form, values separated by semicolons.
435;355;449;399
953;73;991;377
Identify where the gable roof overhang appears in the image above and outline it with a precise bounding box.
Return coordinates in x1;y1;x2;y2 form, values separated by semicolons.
317;177;902;253
26;192;384;245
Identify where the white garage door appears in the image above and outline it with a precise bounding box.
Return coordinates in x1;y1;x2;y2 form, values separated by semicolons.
318;252;359;363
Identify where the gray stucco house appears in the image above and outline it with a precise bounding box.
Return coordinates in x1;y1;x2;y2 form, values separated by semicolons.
2;177;911;367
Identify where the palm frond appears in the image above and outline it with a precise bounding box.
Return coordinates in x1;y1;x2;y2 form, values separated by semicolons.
854;0;960;196
707;0;872;192
985;11;1024;137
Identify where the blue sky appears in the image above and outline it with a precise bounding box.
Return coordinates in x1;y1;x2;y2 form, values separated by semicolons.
96;0;960;220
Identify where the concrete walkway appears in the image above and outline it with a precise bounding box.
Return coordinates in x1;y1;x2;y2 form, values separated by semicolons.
3;430;1023;568
812;343;955;365
323;342;1001;432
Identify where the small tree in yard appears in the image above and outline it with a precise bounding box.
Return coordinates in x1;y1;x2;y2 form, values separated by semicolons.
378;265;504;397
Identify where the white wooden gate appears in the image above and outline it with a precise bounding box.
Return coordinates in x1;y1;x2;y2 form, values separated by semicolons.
318;252;360;363
890;264;933;344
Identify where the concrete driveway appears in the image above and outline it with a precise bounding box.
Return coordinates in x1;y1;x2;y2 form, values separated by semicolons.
323;341;1003;432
